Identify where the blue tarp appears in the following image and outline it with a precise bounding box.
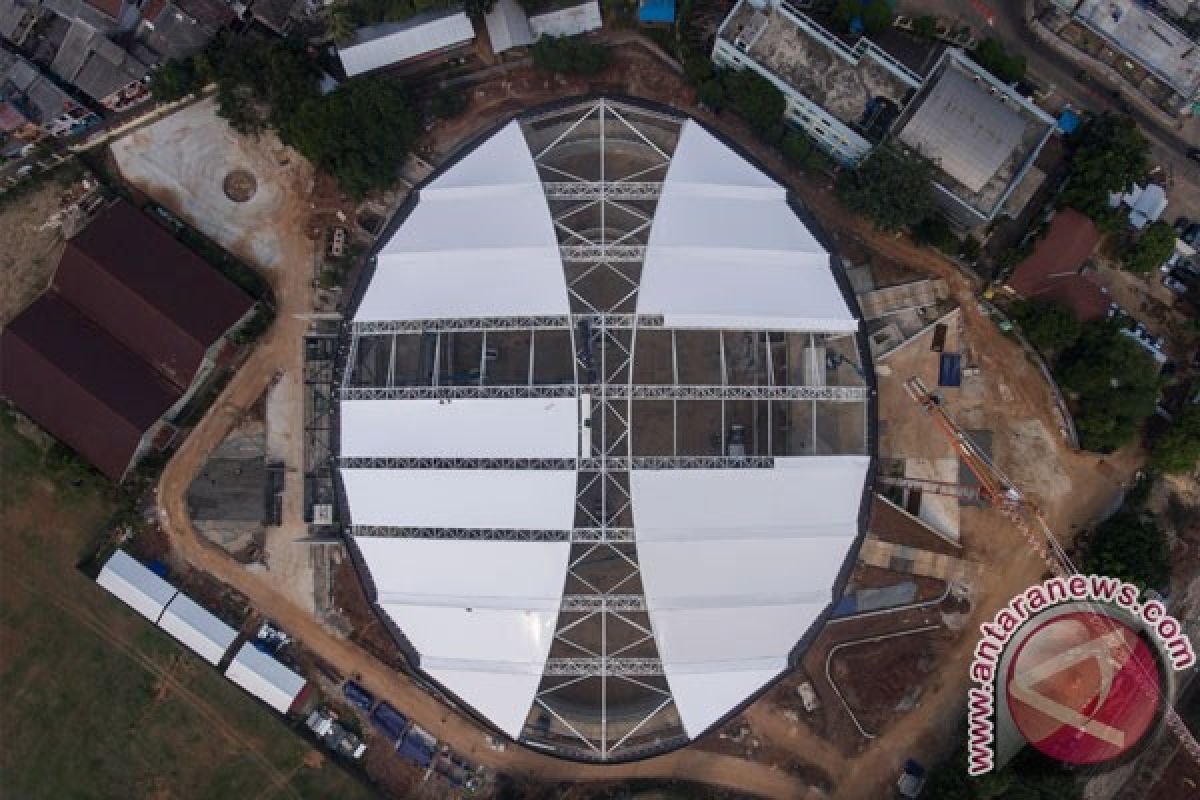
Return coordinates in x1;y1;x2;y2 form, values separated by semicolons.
939;353;962;387
342;680;374;712
638;0;675;23
370;702;408;742
397;737;434;767
1057;108;1081;134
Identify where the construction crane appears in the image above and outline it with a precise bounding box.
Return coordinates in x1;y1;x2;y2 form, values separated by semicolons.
901;375;1200;764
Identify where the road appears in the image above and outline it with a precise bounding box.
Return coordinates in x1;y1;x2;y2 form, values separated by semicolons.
899;0;1200;220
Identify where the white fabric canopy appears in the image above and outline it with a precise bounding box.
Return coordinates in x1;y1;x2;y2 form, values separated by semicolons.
355;122;568;322
341;398;578;459
157;593;238;666
639;121;857;332
342;468;577;529
355;538;569;737
528;0;602;38
338;12;474;77
631;457;869;736
225;643;307;714
96;549;178;623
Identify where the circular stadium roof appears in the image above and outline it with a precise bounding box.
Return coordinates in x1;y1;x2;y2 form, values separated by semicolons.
337;98;873;762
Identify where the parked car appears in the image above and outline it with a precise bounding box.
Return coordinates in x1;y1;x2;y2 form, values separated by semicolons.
1164;274;1189;295
1175;216;1192;235
1182;224;1200;247
1188;148;1200;164
897;759;927;798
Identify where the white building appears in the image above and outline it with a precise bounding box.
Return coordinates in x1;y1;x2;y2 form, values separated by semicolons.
712;0;923;164
1110;183;1169;230
225;642;308;714
527;0;602;39
338;99;872;761
95;549;178;623
157;593;238;666
337;10;475;77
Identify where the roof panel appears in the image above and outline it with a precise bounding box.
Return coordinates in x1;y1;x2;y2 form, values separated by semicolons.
354;538;570;604
342;469;577;529
225;642;307;714
341;397;579;459
157;593;238;666
338;12;474;77
380;605;558;665
95;549;178;623
423;666;542;738
665;667;784;737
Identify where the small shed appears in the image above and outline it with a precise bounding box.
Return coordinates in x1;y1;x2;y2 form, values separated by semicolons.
528;0;602;38
638;0;674;24
96;549;179;623
225;642;308;714
157;593;238;666
485;0;534;53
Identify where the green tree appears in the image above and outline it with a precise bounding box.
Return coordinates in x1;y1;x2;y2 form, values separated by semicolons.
1057;321;1159;452
911;214;958;254
463;0;495;13
283;78;418;199
912;15;938;39
149;58;201;102
1010;300;1082;352
780;130;820;171
330;7;357;44
531;36;610;75
836;144;934;232
1083;511;1170;589
1152;404;1200;475
971;38;1026;83
1121;219;1177;274
725;69;786;141
1059;114;1149;226
860;0;892;34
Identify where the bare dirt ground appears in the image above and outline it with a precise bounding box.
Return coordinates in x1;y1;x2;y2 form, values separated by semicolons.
0;178;75;325
110;97;314;270
135;40;1153;800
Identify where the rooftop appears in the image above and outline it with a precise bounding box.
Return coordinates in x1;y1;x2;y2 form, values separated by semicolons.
338;10;475;77
1075;0;1200;97
719;2;919;129
339;99;871;762
893;49;1057;219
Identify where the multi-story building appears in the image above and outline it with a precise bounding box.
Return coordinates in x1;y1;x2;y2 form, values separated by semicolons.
713;0;923;164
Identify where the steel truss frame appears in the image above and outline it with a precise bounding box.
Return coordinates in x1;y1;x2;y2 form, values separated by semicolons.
340;384;868;401
542;658;664;677
543;181;662;201
339;456;778;470
350;525;635;542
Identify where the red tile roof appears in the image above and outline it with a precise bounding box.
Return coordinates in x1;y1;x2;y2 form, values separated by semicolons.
0;200;256;480
1;294;182;479
85;0;125;18
142;0;168;22
1007;209;1108;321
52;200;253;388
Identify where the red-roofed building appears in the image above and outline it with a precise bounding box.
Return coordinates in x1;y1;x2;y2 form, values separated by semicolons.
0;200;255;480
1006;209;1110;322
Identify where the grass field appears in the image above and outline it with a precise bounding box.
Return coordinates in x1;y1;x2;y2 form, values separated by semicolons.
0;415;374;800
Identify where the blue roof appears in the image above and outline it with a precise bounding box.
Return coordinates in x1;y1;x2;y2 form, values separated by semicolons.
1057;109;1081;134
639;0;674;23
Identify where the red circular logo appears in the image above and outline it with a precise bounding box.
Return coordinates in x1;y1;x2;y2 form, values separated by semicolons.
1005;610;1162;764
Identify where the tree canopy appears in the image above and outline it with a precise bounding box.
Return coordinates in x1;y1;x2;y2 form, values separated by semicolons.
1056;321;1159;452
1059;114;1149;226
149;58;203;103
831;0;893;35
531;36;610;75
1011;300;1082;352
1082;510;1170;589
1121;219;1177;274
971;38;1026;83
207;36;418;199
725;69;786;141
283;79;418;200
835;144;934;232
1151;404;1200;475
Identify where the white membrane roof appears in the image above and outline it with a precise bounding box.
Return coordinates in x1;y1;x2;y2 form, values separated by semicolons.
225;643;307;714
631;457;870;735
157;593;238;666
638;121;858;333
355;122;569;321
341;468;577;529
96;549;178;623
341;398;578;459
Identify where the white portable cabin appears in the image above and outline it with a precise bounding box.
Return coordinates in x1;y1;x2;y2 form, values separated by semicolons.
95;549;179;623
157;593;238;666
225;642;308;714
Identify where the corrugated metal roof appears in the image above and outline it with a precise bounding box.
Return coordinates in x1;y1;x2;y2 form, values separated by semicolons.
897;64;1026;194
528;0;602;38
225;643;307;714
96;549;179;622
338;11;474;77
157;593;238;666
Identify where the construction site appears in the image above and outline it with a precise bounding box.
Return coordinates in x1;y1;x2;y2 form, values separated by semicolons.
9;36;1186;800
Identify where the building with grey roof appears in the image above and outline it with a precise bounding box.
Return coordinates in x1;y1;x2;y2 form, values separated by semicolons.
484;0;533;54
0;49;99;138
137;0;234;61
1074;0;1200;112
50;18;151;110
891;48;1056;228
0;0;38;44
